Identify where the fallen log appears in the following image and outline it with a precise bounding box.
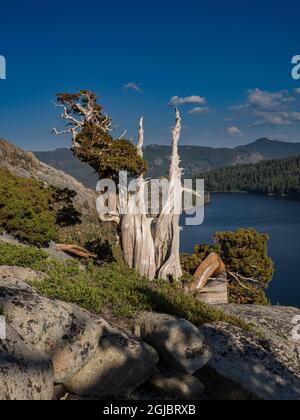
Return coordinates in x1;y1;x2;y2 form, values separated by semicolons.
188;253;226;292
57;244;97;259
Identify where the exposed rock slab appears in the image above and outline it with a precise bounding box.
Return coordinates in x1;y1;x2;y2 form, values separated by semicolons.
217;304;300;347
65;327;159;398
0;325;54;400
0;266;109;383
135;312;211;374
200;321;300;400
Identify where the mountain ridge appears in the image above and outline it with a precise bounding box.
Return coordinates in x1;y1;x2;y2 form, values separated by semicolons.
30;137;300;188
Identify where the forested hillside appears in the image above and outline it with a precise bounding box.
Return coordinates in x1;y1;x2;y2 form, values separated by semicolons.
196;155;300;197
34;138;300;185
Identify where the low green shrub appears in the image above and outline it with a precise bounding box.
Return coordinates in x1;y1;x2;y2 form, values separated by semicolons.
31;260;253;329
0;243;48;269
181;228;274;305
0;242;255;332
0;168;58;245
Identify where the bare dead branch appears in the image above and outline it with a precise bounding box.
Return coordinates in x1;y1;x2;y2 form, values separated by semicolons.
155;109;183;281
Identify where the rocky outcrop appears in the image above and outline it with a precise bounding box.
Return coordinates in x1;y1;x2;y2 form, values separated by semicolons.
0;266;109;383
135;312;212;374
233;151;264;166
65;328;159;398
1;263;300;400
0;266;159;400
0;325;54;400
0;139;115;246
0;139;96;210
200;308;300;400
217;304;300;348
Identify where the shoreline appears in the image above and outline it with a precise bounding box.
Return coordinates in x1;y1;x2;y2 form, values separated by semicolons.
205;191;300;201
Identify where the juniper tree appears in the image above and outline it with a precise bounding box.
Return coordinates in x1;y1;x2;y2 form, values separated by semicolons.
53;90;185;281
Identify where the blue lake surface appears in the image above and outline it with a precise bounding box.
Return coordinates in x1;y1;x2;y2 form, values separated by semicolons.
180;193;300;308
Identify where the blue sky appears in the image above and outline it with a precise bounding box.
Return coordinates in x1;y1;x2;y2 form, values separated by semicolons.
0;0;300;150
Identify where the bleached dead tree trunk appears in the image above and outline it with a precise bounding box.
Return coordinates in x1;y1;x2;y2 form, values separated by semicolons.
121;117;156;279
122;110;183;281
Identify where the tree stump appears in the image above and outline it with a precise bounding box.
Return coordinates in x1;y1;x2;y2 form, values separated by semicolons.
195;274;228;305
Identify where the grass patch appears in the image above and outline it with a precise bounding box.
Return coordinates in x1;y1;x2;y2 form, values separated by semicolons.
0;243;255;332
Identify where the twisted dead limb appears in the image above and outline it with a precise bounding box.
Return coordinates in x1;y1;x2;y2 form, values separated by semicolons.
51;102;84;147
228;271;262;291
154;109;183;281
52;91;112;148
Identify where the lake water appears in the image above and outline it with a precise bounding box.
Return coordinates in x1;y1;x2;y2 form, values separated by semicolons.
180;193;300;308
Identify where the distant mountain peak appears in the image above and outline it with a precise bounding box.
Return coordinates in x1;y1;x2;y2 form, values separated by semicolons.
252;137;281;144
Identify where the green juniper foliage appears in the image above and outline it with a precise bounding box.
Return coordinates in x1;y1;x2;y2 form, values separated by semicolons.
0;168;58;245
181;228;274;305
0;168;83;246
75;124;148;182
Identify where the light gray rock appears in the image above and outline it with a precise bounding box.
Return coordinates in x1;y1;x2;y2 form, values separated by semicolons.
135;312;212;374
0;232;21;246
0;266;109;383
200;320;300;400
210;304;300;400
65;328;159;398
149;366;205;400
43;243;74;262
0;325;54;400
217;304;300;348
196;274;228;305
